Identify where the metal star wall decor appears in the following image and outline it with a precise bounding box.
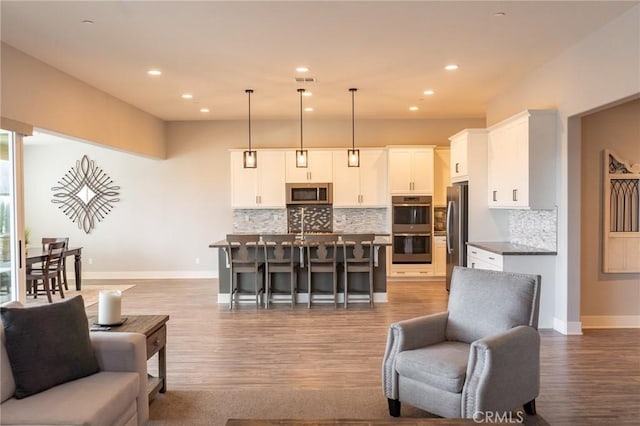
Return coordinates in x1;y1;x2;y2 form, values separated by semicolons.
51;155;120;234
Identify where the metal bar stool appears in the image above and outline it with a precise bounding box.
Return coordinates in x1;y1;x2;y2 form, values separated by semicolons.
304;234;340;308
342;233;375;308
226;234;264;309
262;234;298;308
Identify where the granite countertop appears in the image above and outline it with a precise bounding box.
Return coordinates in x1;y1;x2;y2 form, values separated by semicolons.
467;241;557;256
210;233;391;248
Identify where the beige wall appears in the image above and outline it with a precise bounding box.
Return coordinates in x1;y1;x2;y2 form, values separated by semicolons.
486;5;640;333
580;99;640;318
1;43;166;159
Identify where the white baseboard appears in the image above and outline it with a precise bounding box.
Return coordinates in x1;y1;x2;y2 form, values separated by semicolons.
553;317;583;335
83;270;218;280
217;292;388;304
581;315;640;329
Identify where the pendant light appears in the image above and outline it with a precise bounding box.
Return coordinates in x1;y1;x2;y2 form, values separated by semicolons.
347;88;360;167
243;89;257;168
296;88;308;168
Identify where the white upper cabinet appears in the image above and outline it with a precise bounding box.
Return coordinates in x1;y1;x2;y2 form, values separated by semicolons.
487;110;557;209
388;147;434;194
230;150;286;208
285;150;333;183
333;149;388;207
450;133;468;182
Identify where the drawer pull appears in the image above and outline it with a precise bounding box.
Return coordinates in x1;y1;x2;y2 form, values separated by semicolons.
488;256;495;260
492;190;497;202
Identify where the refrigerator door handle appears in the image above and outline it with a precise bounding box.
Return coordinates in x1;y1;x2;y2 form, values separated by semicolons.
446;200;454;254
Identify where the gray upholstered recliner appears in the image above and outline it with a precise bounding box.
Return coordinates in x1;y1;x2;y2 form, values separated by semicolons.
382;266;541;419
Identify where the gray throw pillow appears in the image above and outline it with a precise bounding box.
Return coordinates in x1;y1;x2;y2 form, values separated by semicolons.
0;295;99;399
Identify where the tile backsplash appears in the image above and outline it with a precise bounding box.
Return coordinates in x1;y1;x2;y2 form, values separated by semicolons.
233;208;388;234
509;208;557;251
333;208;388;234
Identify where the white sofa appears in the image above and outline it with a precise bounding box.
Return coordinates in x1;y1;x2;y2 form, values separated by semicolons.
1;302;149;426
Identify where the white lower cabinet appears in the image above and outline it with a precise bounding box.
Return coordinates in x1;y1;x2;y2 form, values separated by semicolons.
466;244;555;329
467;246;503;271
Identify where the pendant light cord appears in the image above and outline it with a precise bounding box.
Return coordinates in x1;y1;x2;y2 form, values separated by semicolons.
246;89;253;151
350;88;356;150
298;88;305;150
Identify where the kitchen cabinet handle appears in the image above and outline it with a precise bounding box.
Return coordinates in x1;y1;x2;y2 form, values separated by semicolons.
471;250;477;255
471;262;476;268
512;189;518;202
455;163;459;173
489;256;495;260
492;190;497;202
256;195;259;204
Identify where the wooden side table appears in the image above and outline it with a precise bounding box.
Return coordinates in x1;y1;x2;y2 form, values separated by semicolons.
89;314;169;402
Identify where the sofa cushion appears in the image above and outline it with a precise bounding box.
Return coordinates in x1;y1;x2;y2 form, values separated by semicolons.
395;341;470;393
0;295;99;399
0;371;139;425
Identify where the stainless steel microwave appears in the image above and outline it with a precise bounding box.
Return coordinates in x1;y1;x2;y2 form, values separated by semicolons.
286;182;333;205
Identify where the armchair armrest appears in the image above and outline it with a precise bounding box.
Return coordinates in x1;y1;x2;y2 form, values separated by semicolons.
382;311;448;399
90;332;149;425
461;325;540;418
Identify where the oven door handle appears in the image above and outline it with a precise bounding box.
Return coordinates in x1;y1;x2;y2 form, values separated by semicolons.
446;200;454;254
393;233;431;237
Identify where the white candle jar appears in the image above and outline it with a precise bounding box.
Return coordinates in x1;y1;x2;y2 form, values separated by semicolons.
98;290;122;325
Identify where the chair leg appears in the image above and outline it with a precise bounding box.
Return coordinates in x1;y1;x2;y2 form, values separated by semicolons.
344;268;348;309
307;268;312;309
333;266;337;308
388;398;401;417
43;277;53;303
229;270;235;310
290;270;295;309
523;399;536;415
369;263;374;307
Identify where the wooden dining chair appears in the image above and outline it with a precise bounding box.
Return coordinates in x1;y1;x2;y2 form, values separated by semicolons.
26;241;66;303
41;237;70;291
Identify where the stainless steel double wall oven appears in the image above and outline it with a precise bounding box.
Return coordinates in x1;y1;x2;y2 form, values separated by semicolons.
391;195;432;264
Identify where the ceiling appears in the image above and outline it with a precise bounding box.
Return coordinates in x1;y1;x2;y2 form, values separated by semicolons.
1;1;637;121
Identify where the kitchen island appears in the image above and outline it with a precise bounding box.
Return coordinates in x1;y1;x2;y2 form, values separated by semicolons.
209;234;390;305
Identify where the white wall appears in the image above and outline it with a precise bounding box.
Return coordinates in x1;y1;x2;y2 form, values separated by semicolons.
24;138;223;279
487;5;640;334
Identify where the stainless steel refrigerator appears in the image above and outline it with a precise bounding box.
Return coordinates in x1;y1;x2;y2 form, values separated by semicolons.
446;182;468;291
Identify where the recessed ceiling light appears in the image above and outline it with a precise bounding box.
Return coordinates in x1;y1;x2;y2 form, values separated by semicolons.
302;91;312;97
494;12;506;17
304;107;314;112
296;66;309;73
409;106;419;111
181;93;193;99
445;64;459;71
147;69;162;76
423;89;435;96
200;108;210;113
81;19;94;24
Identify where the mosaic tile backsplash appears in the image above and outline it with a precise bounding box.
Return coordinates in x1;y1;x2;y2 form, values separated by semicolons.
287;206;333;233
509;208;557;251
233;208;389;234
333;208;388;234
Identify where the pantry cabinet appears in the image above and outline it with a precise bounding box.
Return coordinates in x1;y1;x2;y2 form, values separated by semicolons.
487;110;557;209
285;150;333;183
449;129;487;184
388;147;434;194
434;236;446;276
332;149;387;207
230;150;286;208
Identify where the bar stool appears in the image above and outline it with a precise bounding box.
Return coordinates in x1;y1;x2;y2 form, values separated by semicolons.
226;234;264;309
304;234;340;308
262;234;298;308
342;233;375;308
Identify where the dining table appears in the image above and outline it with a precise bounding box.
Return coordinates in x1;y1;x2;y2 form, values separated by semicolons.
26;246;83;290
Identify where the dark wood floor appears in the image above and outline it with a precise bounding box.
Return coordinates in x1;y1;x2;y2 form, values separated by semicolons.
82;278;639;425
